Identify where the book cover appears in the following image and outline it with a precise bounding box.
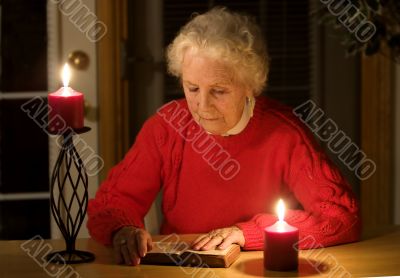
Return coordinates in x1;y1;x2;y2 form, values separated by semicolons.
141;241;241;268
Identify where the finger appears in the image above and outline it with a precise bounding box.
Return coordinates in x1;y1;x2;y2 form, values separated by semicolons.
220;229;231;238
192;235;211;250
218;235;235;250
191;234;208;247
202;236;224;251
147;236;153;252
121;244;133;265
136;231;148;257
112;235;126;264
227;226;245;247
113;245;124;264
126;234;140;264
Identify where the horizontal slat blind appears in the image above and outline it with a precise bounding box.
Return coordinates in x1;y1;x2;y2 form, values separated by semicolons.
264;1;311;107
163;0;311;108
163;1;209;102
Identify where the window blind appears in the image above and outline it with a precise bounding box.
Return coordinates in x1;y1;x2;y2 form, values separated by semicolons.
163;0;312;108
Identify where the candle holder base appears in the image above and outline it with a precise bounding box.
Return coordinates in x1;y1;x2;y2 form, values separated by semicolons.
45;250;95;264
46;126;95;265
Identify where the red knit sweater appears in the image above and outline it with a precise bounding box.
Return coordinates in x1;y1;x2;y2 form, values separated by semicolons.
87;96;361;250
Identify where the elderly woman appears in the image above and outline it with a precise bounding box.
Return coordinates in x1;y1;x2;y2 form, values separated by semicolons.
88;7;360;266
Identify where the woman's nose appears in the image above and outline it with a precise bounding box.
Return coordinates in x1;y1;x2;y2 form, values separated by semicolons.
197;90;212;111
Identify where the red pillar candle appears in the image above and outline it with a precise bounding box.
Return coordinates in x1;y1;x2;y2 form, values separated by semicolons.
264;199;299;271
48;64;84;133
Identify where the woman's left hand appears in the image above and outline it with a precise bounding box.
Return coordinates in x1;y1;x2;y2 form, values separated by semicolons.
191;226;245;251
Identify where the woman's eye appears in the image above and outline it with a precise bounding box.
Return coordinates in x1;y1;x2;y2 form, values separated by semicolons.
188;87;199;92
212;89;225;95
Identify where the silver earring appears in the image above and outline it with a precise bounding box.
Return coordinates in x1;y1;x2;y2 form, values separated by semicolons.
246;96;250;105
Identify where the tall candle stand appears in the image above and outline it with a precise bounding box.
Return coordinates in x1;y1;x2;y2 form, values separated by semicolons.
46;127;95;264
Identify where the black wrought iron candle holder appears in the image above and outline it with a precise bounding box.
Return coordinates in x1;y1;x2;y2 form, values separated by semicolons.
46;127;95;264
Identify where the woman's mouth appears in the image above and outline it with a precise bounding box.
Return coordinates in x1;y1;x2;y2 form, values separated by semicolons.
200;117;219;121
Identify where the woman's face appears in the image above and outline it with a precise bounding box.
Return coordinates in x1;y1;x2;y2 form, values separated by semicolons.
181;50;251;135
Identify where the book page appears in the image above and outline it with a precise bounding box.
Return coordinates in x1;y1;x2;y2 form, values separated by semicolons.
150;241;236;256
149;242;188;255
187;244;235;256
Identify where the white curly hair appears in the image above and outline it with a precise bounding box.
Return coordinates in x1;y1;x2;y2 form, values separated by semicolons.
166;7;270;96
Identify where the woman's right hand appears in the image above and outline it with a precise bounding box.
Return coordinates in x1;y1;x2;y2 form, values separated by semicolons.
112;226;153;266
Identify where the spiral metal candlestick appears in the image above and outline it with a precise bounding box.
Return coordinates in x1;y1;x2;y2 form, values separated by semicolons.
46;127;95;264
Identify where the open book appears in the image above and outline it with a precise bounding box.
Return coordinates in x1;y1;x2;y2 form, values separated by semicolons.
141;241;241;268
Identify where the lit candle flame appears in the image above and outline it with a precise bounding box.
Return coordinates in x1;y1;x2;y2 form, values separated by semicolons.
277;199;285;222
62;63;71;87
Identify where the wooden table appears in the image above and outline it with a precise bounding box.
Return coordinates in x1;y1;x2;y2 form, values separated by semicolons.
1;228;400;277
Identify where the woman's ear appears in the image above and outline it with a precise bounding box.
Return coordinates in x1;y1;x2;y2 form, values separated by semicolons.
245;89;255;99
247;95;256;117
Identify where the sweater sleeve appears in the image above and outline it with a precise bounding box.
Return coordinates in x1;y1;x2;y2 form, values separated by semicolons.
87;116;165;246
236;123;361;251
